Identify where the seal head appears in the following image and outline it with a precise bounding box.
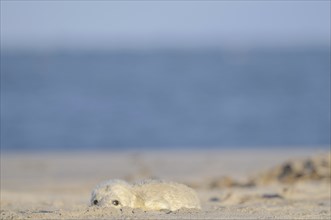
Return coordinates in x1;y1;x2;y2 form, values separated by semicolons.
90;179;137;208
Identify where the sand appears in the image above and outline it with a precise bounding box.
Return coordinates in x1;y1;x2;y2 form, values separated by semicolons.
1;148;330;219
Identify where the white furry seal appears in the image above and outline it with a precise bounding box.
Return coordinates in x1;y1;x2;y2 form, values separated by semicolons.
90;179;201;211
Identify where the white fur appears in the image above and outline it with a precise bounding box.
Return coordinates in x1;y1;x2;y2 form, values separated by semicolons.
90;179;201;211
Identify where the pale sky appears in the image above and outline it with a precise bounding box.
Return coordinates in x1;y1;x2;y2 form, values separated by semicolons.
1;1;330;49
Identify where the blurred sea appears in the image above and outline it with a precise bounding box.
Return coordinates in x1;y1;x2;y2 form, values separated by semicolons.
1;47;330;151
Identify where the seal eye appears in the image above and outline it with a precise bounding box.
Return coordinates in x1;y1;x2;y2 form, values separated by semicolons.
112;200;119;206
93;200;98;205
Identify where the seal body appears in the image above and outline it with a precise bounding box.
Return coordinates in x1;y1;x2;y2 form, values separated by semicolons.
90;179;201;211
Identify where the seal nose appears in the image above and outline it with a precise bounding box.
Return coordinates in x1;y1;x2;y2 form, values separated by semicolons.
93;199;98;205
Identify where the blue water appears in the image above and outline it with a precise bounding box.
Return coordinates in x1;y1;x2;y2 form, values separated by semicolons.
1;48;330;151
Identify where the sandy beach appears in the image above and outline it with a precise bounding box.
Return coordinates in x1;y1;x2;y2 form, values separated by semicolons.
1;148;330;219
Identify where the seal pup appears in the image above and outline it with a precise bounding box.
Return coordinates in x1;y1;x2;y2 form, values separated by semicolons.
90;179;201;211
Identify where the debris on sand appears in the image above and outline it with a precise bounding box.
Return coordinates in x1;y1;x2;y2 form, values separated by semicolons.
255;153;330;185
